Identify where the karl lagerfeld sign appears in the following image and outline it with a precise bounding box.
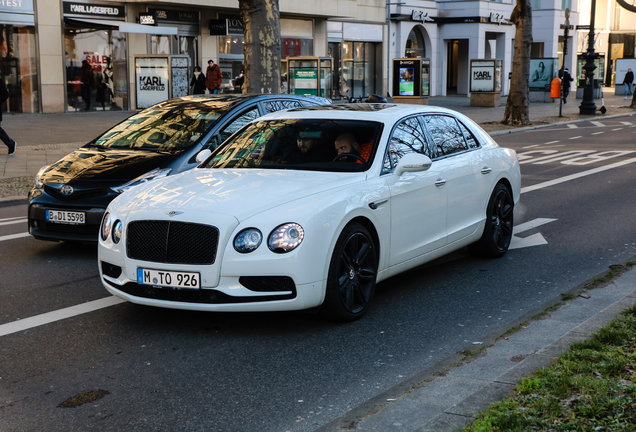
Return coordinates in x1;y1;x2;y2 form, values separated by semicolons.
63;2;125;18
135;56;170;109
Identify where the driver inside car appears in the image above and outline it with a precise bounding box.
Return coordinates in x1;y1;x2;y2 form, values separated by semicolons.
334;133;371;164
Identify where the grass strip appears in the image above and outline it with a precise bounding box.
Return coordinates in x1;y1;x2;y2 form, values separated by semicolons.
463;303;636;431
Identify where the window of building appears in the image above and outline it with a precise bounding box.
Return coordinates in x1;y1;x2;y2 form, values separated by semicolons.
405;28;425;58
0;25;38;113
64;27;127;111
342;41;381;100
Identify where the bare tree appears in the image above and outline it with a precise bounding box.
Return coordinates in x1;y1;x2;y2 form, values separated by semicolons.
239;0;281;94
503;0;533;126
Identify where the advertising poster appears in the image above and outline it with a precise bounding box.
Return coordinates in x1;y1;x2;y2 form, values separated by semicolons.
135;56;170;109
422;60;430;97
576;55;605;86
293;69;318;96
470;60;495;92
615;58;636;86
529;58;556;90
399;67;415;95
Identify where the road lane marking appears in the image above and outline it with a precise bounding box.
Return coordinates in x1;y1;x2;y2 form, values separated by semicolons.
521;156;636;194
612;128;623;131
567;124;579;128
620;121;632;125
569;136;582;139
0;218;27;226
544;141;560;145
592;132;604;135
0;232;30;242
590;121;605;127
513;218;558;234
0;296;126;337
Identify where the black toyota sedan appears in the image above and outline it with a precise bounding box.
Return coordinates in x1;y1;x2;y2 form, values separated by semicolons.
28;94;330;242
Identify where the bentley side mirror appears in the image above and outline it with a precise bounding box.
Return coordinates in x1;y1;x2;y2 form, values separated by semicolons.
394;153;432;176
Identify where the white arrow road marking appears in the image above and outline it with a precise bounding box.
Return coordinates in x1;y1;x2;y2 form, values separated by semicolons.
0;232;30;242
509;218;557;250
0;296;126;337
0;217;27;226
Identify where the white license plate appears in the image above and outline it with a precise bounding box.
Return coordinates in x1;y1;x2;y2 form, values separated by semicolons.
46;210;85;225
137;268;200;289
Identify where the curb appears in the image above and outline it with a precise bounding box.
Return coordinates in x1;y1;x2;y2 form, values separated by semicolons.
488;111;636;136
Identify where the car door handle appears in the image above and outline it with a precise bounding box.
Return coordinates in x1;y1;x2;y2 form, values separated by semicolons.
481;167;492;175
368;199;388;210
435;179;446;187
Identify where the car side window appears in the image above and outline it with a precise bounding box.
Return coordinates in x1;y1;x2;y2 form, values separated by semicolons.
423;115;469;157
218;108;260;144
383;115;431;172
457;121;479;149
263;100;303;113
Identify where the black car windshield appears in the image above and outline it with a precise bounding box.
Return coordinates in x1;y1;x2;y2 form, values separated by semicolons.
92;98;232;151
202;119;383;172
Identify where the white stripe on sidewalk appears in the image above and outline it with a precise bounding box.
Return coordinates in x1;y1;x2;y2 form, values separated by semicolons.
0;218;27;226
0;232;30;242
0;296;126;337
522;156;636;194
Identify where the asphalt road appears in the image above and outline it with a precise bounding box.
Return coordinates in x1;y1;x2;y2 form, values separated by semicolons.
2;117;636;431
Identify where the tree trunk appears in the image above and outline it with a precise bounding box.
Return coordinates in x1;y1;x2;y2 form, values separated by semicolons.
239;0;281;94
503;0;533;126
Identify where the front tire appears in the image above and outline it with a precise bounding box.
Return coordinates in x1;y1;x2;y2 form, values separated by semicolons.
469;183;514;258
321;223;378;322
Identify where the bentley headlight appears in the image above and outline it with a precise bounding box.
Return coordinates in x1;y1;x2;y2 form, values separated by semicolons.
101;212;112;242
34;165;50;188
111;168;172;194
112;220;123;244
268;223;304;253
234;228;262;253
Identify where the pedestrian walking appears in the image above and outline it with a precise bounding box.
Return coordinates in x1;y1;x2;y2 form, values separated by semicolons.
205;59;223;94
233;69;245;93
0;78;16;155
80;60;94;110
190;66;206;95
623;68;634;99
561;67;573;103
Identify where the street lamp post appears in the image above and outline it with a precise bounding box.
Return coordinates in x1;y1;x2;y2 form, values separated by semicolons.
579;0;599;115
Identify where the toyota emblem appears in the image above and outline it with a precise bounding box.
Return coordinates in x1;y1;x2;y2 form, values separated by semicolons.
60;185;74;196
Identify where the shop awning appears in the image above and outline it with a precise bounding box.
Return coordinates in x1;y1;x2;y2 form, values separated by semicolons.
64;18;178;35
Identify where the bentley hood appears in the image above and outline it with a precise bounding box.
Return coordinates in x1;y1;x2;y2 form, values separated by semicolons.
110;168;366;222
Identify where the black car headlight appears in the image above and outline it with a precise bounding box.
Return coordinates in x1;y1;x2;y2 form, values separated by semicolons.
101;212;112;241
234;228;262;253
112;220;123;244
268;223;304;253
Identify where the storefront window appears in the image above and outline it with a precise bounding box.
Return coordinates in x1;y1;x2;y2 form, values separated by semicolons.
0;25;38;113
150;35;170;54
65;27;127;111
342;41;380;99
405;28;425;58
283;38;312;58
219;34;245;93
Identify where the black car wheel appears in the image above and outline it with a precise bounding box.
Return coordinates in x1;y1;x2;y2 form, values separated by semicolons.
470;183;514;258
321;223;378;321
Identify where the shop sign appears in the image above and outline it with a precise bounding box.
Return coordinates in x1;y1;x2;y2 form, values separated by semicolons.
411;10;434;23
470;60;497;92
149;8;198;23
63;2;125;18
0;0;34;14
139;13;157;26
209;19;226;35
489;13;508;25
218;15;244;36
135;56;170;109
84;51;109;72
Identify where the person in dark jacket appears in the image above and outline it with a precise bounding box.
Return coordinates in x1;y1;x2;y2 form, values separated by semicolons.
80;60;94;110
623;68;634;99
190;66;206;95
0;78;16;155
561;67;574;103
205;59;223;94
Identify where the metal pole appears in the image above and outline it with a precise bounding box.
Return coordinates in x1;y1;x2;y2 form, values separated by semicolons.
579;0;598;115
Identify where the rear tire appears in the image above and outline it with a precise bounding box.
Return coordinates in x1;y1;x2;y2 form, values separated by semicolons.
469;183;514;258
320;223;378;322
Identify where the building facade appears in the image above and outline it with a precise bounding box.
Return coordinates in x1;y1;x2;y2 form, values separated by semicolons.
8;0;626;114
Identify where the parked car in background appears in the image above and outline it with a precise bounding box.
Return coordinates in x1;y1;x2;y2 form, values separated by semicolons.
28;94;330;243
98;104;521;321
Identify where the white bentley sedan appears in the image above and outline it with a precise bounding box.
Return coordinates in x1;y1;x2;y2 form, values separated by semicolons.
98;104;520;321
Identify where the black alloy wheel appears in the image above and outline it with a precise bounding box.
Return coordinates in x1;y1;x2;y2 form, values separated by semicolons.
470;183;514;258
322;223;378;321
